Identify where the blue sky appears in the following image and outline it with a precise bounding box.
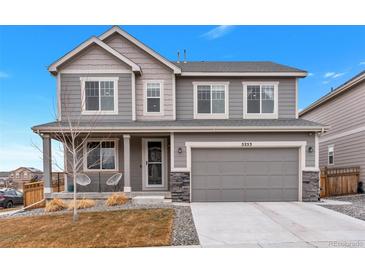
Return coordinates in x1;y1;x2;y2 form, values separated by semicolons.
1;25;365;171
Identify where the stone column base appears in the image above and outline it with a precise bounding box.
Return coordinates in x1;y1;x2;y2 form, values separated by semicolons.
170;172;190;202
302;171;320;202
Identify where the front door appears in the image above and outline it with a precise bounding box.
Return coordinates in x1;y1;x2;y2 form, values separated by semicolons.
142;138;167;190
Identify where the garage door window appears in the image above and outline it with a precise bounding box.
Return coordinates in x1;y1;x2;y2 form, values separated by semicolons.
243;82;278;119
193;82;229;119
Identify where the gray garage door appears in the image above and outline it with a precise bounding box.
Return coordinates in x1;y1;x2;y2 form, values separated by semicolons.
191;148;299;202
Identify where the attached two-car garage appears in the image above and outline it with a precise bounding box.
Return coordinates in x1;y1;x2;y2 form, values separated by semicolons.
191;147;300;202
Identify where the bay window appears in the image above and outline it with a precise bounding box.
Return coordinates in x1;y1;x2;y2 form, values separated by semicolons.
243;82;278;119
194;82;229;119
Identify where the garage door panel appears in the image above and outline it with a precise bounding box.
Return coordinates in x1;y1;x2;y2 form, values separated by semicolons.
191;148;299;202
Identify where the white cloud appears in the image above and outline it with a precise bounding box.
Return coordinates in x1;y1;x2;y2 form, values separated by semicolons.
308;73;314;77
202;25;235;40
332;72;345;78
359;61;365;65
324;72;335;78
0;71;9;78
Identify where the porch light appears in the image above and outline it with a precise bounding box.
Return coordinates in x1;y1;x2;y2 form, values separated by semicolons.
308;146;314;153
178;147;183;154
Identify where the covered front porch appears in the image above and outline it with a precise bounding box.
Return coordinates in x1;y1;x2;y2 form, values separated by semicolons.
41;133;172;199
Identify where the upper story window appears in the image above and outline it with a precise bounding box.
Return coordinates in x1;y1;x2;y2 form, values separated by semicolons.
193;82;229;119
15;173;19;179
328;145;334;165
84;140;118;171
80;77;118;115
243;82;278;119
144;80;164;115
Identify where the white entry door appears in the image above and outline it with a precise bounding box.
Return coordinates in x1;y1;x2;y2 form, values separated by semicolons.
142;138;167;190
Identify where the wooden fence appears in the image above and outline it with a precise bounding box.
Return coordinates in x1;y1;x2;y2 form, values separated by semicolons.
23;180;65;208
320;167;360;198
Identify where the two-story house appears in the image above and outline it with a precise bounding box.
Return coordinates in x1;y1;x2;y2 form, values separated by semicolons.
9;167;43;189
32;26;326;202
300;71;365;184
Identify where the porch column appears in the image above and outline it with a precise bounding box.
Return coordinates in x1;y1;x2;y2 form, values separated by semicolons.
42;134;52;194
123;134;131;192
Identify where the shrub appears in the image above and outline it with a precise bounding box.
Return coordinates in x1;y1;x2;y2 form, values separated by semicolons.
68;199;96;210
106;193;128;207
45;199;67;212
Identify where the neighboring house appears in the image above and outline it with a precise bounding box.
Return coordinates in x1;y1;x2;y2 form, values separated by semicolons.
9;167;43;189
300;71;365;183
0;171;11;187
32;26;326;202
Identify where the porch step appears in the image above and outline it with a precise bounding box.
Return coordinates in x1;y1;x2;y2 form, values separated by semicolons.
132;195;165;204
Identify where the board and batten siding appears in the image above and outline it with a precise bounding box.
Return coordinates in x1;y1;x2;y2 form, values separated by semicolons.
104;33;175;120
173;132;315;168
58;44;131;71
175;77;297;120
60;73;132;121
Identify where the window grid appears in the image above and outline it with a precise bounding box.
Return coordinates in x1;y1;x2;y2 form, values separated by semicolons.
146;82;162;113
84;80;115;112
197;84;226;115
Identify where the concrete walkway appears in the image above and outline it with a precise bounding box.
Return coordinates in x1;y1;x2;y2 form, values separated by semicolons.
191;202;365;248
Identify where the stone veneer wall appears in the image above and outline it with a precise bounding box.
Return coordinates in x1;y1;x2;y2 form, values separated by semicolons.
170;172;190;202
302;171;320;202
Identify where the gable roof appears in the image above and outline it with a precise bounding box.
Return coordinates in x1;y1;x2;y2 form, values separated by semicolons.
174;61;307;77
99;26;182;74
48;36;141;74
11;167;42;173
300;70;365;116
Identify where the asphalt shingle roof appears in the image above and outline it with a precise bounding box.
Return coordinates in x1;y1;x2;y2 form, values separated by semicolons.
173;61;306;73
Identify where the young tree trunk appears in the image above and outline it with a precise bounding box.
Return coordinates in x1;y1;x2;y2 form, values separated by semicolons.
72;162;78;222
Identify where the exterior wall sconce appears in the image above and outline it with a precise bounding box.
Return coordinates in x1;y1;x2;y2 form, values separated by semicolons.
178;147;183;154
308;146;314;153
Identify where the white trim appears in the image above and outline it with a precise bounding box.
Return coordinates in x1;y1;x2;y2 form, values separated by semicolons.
184;141;307;202
319;125;365;143
141;138;168;191
63;143;68;191
143;80;164;116
99;26;181;74
170;132;175;171
35;126;326;134
131;73;136;121
172;74;176;120
181;72;307;77
49;36;141;73
315;133;319;169
193;82;229;119
300;72;365;116
60;69;132;74
83;138;119;172
242;81;279;119
80;77;119;115
295;78;299;119
328;144;335;165
57;73;61;120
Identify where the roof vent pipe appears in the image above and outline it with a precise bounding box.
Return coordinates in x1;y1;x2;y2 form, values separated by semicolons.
177;51;180;63
183;49;187;63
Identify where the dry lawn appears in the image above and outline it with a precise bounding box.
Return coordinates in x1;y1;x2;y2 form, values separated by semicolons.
0;208;174;248
106;193;128;206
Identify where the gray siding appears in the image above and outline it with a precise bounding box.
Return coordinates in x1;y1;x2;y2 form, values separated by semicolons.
319;131;365;182
301;80;365;181
60;73;132;121
59;44;131;71
302;81;365;137
176;77;296;120
104;34;174;120
173;132;315;168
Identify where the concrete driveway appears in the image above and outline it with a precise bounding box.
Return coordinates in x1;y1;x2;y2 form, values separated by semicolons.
191;202;365;247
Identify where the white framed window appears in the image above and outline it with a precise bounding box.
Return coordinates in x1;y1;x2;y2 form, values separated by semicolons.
193;82;229;119
23;172;28;179
83;139;119;172
328;145;334;165
242;82;278;119
80;77;118;115
15;173;19;179
143;80;164;115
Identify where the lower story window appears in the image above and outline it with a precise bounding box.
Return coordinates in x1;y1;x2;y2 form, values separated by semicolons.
86;140;117;170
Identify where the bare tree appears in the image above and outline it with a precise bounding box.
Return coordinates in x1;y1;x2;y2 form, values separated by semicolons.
34;83;114;222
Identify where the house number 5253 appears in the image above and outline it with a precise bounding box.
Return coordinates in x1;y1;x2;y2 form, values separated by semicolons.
241;142;253;147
